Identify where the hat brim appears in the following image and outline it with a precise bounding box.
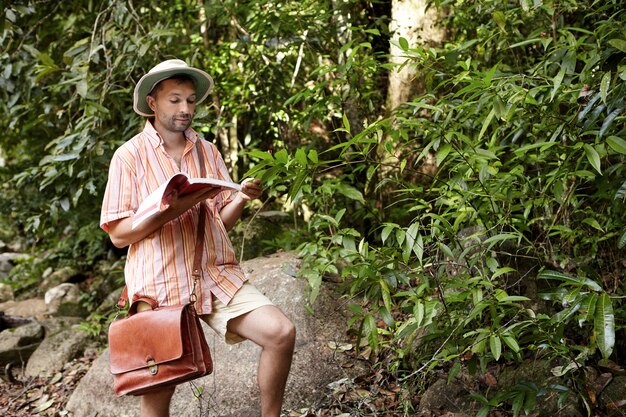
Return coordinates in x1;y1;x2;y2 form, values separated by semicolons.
133;67;214;117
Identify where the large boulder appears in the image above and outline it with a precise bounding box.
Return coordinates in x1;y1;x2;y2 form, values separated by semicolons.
0;321;44;366
25;317;88;378
0;283;14;303
67;251;361;416
44;283;86;316
0;298;47;318
0;252;29;280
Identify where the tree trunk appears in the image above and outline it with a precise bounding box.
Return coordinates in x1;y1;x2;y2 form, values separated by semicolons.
376;0;446;203
387;0;446;111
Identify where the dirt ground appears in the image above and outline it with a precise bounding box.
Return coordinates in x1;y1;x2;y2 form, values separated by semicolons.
0;351;95;417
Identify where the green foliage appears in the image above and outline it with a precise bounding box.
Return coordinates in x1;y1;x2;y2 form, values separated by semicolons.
243;0;626;414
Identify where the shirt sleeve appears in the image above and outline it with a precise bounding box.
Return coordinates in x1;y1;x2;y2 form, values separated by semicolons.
100;146;139;233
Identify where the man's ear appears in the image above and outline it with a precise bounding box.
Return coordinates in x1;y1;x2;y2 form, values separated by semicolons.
146;95;156;112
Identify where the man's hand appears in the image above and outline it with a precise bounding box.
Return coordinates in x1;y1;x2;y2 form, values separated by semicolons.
165;186;222;214
107;186;221;248
219;178;263;231
239;178;263;201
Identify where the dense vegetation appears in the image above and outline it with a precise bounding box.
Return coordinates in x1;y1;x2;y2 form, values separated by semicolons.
1;0;624;415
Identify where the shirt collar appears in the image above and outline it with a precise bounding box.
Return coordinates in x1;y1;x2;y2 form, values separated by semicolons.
142;119;198;149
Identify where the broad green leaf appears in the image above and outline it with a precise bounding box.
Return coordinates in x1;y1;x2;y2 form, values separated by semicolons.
594;293;615;359
582;218;604;232
483;232;519;246
247;149;274;160
413;233;424;264
295;148;307;166
471;332;487;354
381;223;397;244
616;181;626;200
398;36;409;51
483;64;498;86
448;361;462;384
608;38;626;53
364;314;379;350
437;242;454;260
307;149;318;163
274;149;289;164
501;334;520;352
492;267;517;280
415;301;425;327
403;223;419;263
336;183;365;204
600;72;611;104
492;11;506;32
486;256;498;272
436;143;452;166
607;136;626;154
512;393;524;417
379;278;392;314
551;67;566;101
342;113;350;134
288;170;307;202
538;270;602;291
498;295;531;303
599;107;623;138
478;108;495;142
509;38;541;49
583;144;602;175
476;407;491;417
493;95;505;119
489;334;502;360
580;294;597;326
618;230;626;249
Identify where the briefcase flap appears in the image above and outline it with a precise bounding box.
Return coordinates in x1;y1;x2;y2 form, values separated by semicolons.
108;305;188;375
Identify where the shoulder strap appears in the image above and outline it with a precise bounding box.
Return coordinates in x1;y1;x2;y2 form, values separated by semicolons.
191;143;208;303
117;141;208;310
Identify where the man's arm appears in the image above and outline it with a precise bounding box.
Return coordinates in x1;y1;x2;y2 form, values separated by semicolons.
219;179;262;231
107;187;221;248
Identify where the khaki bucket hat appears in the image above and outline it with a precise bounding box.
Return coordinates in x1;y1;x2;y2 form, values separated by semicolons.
133;59;214;117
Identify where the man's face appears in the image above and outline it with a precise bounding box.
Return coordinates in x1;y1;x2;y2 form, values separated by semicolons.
147;78;197;133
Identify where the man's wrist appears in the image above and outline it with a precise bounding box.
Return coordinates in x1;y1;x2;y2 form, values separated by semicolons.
234;192;250;205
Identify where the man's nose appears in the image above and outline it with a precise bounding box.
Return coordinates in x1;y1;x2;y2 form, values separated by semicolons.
179;101;191;113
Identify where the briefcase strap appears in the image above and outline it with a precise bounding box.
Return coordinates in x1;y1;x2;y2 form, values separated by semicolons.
117;142;210;310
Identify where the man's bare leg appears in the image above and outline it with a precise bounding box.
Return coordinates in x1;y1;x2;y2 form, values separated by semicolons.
140;386;176;417
227;305;296;417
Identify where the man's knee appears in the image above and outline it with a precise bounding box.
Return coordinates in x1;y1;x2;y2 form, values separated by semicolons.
276;316;296;348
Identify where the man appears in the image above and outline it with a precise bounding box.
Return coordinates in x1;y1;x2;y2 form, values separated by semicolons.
100;59;295;417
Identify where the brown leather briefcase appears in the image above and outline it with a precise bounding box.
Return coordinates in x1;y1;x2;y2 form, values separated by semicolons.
108;300;212;396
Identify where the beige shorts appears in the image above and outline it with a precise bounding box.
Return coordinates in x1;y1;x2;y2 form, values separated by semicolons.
200;282;273;345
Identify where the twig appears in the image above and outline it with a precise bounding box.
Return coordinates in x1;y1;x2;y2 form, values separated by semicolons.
238;198;270;264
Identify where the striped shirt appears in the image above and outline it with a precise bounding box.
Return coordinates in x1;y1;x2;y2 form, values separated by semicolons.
100;121;246;314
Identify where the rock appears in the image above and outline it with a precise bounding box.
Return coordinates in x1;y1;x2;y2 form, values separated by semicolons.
0;312;32;332
497;359;583;417
95;286;124;314
66;251;363;417
44;283;85;316
0;321;44;366
40;266;79;293
418;378;474;416
0;252;29;279
0;283;14;303
0;298;47;318
25;319;90;378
